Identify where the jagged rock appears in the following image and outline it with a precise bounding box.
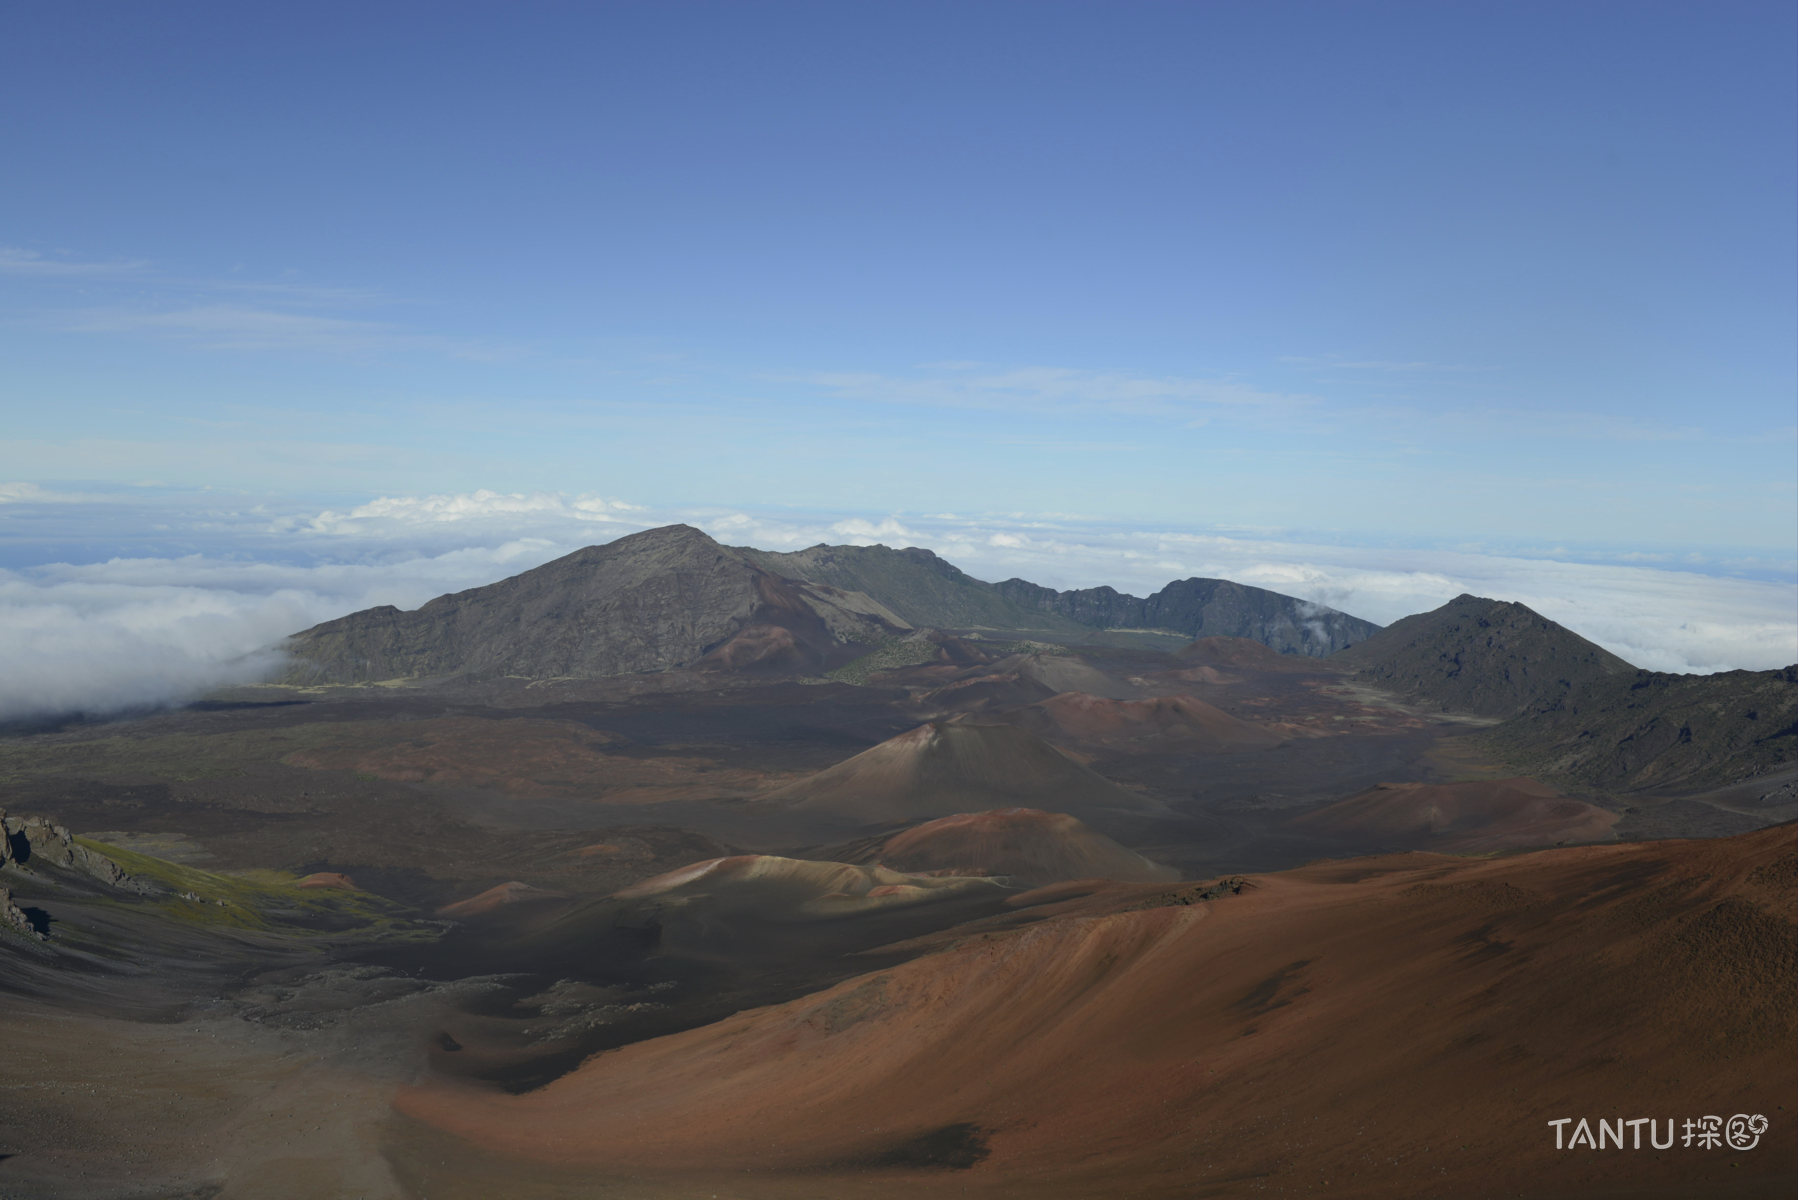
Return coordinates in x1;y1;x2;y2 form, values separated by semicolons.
0;885;44;940
0;808;158;895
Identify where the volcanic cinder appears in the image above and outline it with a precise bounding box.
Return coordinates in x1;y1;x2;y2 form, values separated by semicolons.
398;824;1795;1198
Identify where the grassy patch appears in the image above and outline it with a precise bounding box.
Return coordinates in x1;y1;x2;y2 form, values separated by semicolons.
75;836;436;941
826;637;943;685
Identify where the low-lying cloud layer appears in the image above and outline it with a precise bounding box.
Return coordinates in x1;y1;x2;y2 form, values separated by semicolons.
1;486;1792;723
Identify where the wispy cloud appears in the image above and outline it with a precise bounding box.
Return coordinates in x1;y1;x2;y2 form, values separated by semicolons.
1415;405;1703;444
793;365;1313;418
1281;355;1492;373
5;244;504;361
0;482;113;504
282;489;648;536
0;246;150;277
54;304;513;359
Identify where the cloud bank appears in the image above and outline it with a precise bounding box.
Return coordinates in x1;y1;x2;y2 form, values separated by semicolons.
0;486;1792;723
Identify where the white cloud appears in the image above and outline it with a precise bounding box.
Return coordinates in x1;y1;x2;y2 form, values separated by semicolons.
0;540;589;721
284;489;649;536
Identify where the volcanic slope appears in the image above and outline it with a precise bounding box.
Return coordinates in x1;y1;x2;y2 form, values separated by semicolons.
731;542;1091;636
821;807;1180;886
614;855;1004;921
960;691;1283;752
1487;662;1798;793
398;823;1795;1199
1007;651;1139;697
756;721;1161;822
1330;593;1635;717
1288;777;1619;852
280;524;910;684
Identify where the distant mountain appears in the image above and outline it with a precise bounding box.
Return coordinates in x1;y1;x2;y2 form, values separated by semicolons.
993;575;1378;655
281;526;1382;684
738;541;1380;655
1329;593;1797;792
1329;594;1636;718
280;524;910;684
1485;664;1798;793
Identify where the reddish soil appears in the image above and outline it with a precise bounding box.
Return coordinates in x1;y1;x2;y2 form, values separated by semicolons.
1291;777;1620;852
435;881;569;918
294;871;360;890
399;824;1797;1198
610;853;1004;920
694;623;810;671
853;807;1180;886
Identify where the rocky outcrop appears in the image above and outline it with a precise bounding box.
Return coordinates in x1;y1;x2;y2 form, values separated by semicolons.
1;809;154;894
0;884;42;939
280;525;912;684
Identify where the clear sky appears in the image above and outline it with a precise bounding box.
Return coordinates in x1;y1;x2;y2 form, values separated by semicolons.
1;2;1794;714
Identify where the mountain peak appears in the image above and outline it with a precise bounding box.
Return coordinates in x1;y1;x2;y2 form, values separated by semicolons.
280;523;907;684
1331;593;1635;717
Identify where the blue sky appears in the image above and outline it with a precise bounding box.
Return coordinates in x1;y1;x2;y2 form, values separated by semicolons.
1;2;1794;712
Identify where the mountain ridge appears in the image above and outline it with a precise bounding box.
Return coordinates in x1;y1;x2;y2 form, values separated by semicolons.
280;524;910;684
280;526;1389;683
739;540;1380;654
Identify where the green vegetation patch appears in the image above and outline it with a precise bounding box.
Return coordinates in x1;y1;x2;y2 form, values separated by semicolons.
826;637;944;685
74;836;435;941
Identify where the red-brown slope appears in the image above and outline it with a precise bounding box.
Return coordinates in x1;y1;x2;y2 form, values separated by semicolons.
611;854;1004;920
961;690;1283;752
847;807;1179;886
1290;777;1619;852
757;721;1161;822
434;881;569;918
398;824;1795;1198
